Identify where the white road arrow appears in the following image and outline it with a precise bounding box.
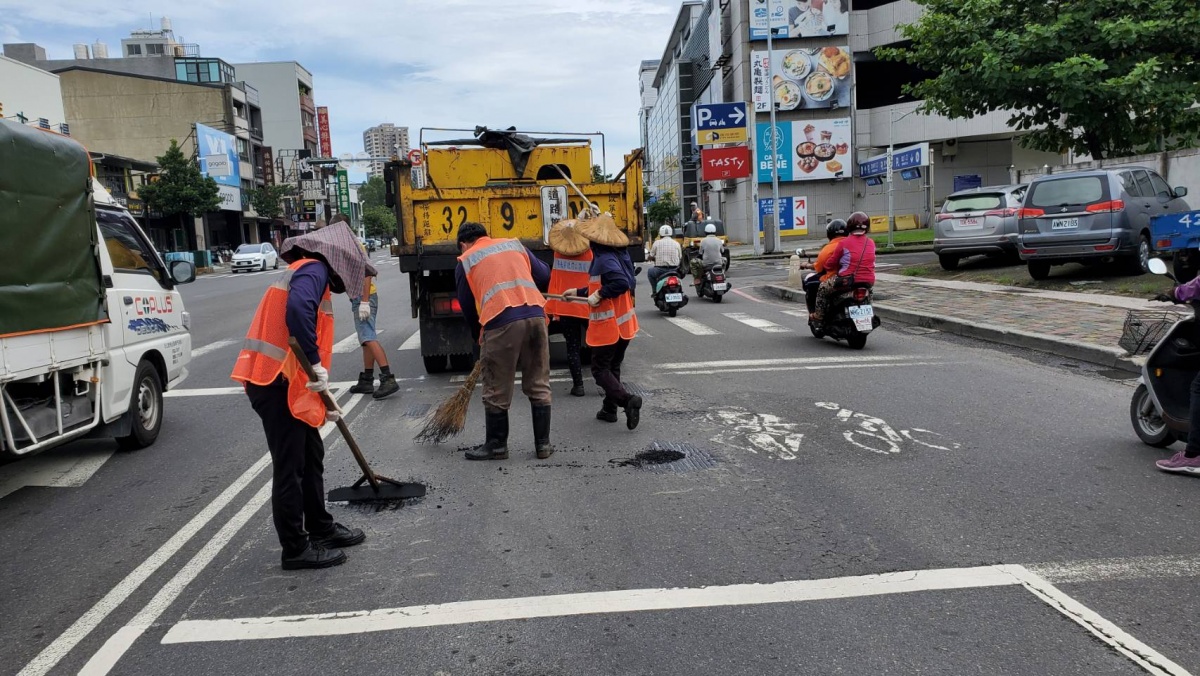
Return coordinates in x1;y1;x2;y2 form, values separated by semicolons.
730;108;746;126
0;445;114;500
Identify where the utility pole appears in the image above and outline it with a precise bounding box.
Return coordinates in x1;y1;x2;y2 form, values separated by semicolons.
764;5;781;254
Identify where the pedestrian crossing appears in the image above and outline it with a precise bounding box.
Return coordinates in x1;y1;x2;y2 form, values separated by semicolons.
196;269;286;281
635;304;837;340
722;312;792;333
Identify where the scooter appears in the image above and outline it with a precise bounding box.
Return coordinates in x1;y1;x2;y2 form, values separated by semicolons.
1129;257;1197;447
652;272;689;317
797;248;880;350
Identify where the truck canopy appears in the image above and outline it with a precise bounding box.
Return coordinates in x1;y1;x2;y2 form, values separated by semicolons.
0;120;107;337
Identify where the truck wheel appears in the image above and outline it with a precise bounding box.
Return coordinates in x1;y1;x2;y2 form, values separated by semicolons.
423;355;448;374
1027;261;1051;280
449;354;473;371
117;360;163;450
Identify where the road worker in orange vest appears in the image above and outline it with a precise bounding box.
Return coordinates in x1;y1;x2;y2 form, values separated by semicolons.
231;223;375;570
561;212;643;430
454;222;555;460
545;218;593;397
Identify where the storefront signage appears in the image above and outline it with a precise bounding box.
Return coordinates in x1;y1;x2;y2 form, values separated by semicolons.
196;122;242;211
752;46;851;113
758;196;809;236
701;146;752;181
336;170;351;214
317;106;332;157
757;118;851;183
750;0;850;40
858;143;930;178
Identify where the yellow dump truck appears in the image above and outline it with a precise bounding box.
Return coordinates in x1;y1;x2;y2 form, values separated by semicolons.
385;128;645;373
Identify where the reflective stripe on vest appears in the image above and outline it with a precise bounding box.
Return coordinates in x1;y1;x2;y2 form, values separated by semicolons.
459;236;546;327
230;258;334;428
546;251;592;320
584;275;638;347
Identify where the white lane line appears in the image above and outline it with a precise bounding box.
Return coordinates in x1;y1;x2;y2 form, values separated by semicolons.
333;333;362;354
665;316;720;336
781;310;809;319
166;380;424;398
16;453;273;676
1009;567;1191;676
658;355;924;370
1029;554;1200;584
397;332;421;351
163;565;1021;644
189;339;237;359
683;360;959;376
723;312;791;333
449;369;572;383
78;394;366;675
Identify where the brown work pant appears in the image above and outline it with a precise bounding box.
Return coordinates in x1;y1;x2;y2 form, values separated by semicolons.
480;317;552;413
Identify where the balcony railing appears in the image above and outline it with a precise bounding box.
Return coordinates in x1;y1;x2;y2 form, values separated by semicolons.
299;94;316;114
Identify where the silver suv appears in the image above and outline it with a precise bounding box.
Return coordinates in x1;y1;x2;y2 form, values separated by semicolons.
934;184;1027;270
1017;168;1190;279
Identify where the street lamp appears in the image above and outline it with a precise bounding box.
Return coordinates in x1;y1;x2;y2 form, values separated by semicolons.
886;106;919;250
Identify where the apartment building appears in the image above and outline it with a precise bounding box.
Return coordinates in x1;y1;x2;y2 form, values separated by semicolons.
363;123;410;179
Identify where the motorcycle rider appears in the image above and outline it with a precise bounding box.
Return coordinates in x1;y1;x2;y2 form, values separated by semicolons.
802;218;849;313
647;224;683;291
812;211;876;324
690;223;725;287
1154;277;1200;475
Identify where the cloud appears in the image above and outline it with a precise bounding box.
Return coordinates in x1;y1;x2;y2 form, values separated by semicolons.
2;0;683;176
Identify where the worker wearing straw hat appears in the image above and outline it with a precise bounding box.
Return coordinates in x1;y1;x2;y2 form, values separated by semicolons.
454;222;555;460
545;219;593;398
561;212;643;430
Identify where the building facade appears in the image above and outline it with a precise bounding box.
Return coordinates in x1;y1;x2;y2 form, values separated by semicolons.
231;61;319;160
362;123;410;179
0;55;67;131
642;0;1061;246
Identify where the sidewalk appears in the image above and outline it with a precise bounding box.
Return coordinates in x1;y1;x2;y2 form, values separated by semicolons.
763;272;1188;373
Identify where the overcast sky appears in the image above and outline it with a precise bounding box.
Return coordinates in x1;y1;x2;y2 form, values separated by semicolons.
1;0;682;180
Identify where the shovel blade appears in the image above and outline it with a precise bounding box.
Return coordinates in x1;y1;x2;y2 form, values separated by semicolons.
328;482;426;503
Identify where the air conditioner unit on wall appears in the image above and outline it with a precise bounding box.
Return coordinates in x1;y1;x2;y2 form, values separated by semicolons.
942;139;959;158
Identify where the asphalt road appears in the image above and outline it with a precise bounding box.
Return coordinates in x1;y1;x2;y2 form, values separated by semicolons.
2;254;1198;676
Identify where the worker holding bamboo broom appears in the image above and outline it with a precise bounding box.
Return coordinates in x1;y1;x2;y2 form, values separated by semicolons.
454;222;555;460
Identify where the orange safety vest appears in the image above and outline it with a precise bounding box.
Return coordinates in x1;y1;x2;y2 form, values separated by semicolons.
545;250;593;320
230;259;334;428
459;236;546;326
585;275;639;347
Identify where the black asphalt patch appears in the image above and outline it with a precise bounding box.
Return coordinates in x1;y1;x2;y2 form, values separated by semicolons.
611;441;718;473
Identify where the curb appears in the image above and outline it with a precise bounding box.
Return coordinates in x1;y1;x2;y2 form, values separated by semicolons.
760;284;1139;374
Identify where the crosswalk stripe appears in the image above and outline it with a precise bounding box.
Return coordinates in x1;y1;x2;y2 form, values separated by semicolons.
333;333;362;354
723;312;790;333
665;316;720;336
397;332;421;351
190;339;237;358
781;310;809;319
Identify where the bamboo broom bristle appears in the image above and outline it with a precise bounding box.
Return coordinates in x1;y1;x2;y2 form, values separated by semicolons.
414;360;483;444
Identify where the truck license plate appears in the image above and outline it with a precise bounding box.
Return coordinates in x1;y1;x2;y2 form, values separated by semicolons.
1051;218;1079;230
665;293;683;303
848;305;874;332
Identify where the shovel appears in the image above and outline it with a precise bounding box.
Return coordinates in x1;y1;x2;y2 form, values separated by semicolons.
287;338;426;503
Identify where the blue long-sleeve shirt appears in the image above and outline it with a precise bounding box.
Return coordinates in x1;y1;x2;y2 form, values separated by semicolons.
286;261;329;365
573;245;637;299
455;246;551;339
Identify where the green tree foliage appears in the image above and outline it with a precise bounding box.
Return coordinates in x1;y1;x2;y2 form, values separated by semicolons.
138;140;222;220
591;164;612;183
878;0;1200;158
357;175;388;209
362;204;396;239
248;184;292;220
647;190;680;226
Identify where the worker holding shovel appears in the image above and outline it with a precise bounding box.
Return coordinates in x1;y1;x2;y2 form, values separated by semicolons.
454;222;555;460
231;222;375;570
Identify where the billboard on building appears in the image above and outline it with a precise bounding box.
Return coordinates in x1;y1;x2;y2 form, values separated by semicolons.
758;196;809;236
336;169;351;214
262;146;275;186
317;106;332;157
752;46;851;113
757;118;851;183
196;122;242;211
750;0;850;40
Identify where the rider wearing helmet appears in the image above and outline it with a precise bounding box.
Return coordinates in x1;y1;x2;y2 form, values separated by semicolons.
646;224;683;291
812;211;877;323
801;219;849;312
689;223;725;288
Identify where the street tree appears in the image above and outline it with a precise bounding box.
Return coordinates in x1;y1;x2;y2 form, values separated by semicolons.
878;0;1200;159
357;175;387;209
362;204;396;240
647;190;680;227
137;140;221;236
591;164;612;183
248;184;292;220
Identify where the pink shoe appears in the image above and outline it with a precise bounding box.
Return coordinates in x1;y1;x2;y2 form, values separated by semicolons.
1155;451;1200;476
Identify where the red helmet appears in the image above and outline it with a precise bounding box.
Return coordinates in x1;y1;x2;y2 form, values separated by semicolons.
847;211;871;233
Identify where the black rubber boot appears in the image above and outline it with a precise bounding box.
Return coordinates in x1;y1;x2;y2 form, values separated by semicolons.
533;405;554;459
465;410;509;460
373;373;400;400
349;371;374;395
596;400;618;423
625;395;643;431
570;379;586;397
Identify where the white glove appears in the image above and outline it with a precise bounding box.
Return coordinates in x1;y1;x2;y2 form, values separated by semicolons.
306;364;330;392
357;302;371;321
587;291;602;307
324;409;342;423
561;288;579;299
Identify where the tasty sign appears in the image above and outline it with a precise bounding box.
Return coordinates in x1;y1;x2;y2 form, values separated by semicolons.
701;146;752;181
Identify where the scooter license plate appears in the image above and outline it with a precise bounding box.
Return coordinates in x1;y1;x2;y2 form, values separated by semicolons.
712;282;728;291
848;305;874;332
665;293;683;303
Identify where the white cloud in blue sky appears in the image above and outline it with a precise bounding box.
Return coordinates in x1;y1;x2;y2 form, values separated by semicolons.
0;0;682;180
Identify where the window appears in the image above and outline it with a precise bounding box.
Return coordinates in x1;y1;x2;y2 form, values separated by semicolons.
1118;171;1140;197
943;194;1005;212
1133;170;1155;199
97;208;167;286
146;43;165;55
1028;177;1106;208
127;44;142;56
1148;172;1174;200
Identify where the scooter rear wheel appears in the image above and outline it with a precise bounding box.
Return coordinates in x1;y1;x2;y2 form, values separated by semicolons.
1130;383;1175;447
847;333;868;350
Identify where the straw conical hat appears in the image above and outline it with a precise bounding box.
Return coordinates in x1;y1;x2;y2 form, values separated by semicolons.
548;219;591;256
575;212;629;248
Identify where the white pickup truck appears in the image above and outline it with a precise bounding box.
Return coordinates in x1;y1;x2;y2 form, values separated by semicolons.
0;120;196;457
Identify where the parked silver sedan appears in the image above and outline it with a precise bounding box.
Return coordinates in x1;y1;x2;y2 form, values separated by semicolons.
933;184;1027;270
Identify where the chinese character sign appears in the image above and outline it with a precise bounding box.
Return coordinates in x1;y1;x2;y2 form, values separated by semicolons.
750;0;850;40
336;170;351;213
758;196;809;236
757;118;851;183
317;106;332;157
